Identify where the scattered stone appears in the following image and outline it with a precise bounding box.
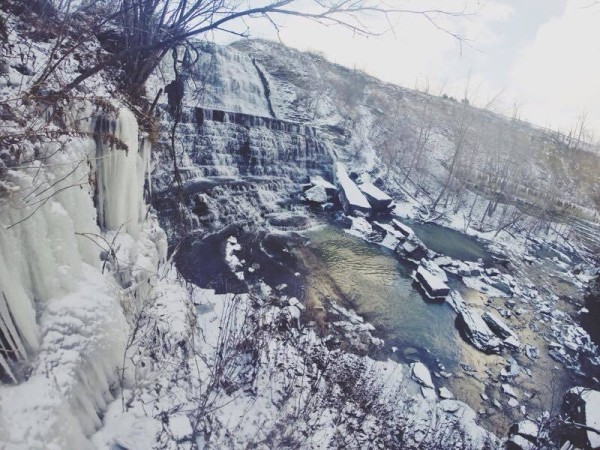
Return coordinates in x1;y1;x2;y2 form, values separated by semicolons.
482;311;517;340
509;419;539;442
504;336;521;350
525;345;539;360
502;384;518;398
440;400;461;413
508;398;519;408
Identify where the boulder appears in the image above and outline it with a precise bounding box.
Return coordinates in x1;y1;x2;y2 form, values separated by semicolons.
304;185;328;203
509;419;539;442
439;387;454;399
411;362;434;389
415;265;450;299
506;435;535;450
334;163;372;216
309;175;337;196
421;259;448;282
457;309;502;353
399;240;428;261
391;219;414;238
358;182;393;211
372;221;404;240
482;311;518;340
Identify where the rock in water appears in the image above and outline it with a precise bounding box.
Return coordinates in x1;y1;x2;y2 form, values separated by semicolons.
415;265;450;299
391;219;414;238
411;362;434;389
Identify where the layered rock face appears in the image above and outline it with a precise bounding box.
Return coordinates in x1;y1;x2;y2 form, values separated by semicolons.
174;106;332;181
151;42;336;239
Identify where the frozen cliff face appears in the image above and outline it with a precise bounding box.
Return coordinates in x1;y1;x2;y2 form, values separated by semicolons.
0;102;167;449
90;108;150;237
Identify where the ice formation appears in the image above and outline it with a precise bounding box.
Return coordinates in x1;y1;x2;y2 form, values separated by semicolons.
0;104;163;449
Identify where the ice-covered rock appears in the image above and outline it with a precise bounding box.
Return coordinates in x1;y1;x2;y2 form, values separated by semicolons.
414;266;450;299
421;259;448;282
506;434;535;450
399;239;428;261
509;419;539;442
457;309;502;353
309;175;337;196
391;218;414;238
358;182;393;211
439;387;454;399
304;185;328;203
502;384;518;398
334;163;372;216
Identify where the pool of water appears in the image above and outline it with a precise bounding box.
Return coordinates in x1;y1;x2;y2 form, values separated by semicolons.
299;226;491;370
400;218;492;263
297;224;572;435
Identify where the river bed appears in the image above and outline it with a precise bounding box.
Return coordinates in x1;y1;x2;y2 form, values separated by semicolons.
295;222;575;435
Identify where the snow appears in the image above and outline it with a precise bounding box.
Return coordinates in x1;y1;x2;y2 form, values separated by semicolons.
358;182;392;201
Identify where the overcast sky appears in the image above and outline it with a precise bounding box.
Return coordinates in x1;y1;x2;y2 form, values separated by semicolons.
213;0;600;139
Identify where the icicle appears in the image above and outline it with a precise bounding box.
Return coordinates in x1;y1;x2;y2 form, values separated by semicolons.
94;108;148;237
0;292;27;361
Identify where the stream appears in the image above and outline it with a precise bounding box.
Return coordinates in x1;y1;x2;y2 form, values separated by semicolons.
176;213;577;436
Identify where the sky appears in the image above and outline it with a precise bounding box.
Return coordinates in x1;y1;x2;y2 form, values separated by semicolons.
212;0;600;140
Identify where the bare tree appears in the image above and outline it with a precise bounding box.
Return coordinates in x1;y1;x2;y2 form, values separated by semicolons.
52;0;468;94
